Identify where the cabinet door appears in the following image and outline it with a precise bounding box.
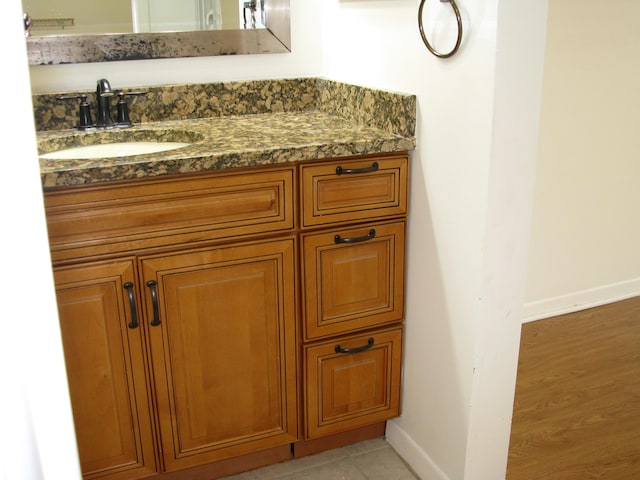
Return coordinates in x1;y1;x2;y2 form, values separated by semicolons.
301;221;405;340
54;261;157;480
141;238;298;471
305;328;403;439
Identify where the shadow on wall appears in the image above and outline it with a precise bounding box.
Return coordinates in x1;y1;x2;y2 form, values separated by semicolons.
388;150;471;480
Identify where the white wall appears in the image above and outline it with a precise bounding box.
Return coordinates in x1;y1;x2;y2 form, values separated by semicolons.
322;1;546;479
1;1;81;479
523;0;640;321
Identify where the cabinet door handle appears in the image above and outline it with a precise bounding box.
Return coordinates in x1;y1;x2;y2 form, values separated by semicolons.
123;282;139;329
146;280;161;326
335;337;374;354
335;161;378;175
334;228;376;244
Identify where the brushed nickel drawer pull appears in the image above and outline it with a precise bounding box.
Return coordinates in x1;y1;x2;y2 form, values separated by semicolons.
334;228;376;244
335;337;374;354
336;161;379;175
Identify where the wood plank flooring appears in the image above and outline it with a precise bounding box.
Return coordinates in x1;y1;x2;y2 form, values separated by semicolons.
507;296;640;479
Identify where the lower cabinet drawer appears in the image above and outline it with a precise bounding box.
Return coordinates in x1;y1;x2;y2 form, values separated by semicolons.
304;328;403;439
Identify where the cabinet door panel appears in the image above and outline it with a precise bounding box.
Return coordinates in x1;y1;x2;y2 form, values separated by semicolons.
302;221;405;340
305;328;402;439
45;168;294;262
142;239;297;471
54;261;156;480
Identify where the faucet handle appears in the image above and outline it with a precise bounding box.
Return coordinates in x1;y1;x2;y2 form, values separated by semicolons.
115;90;148;128
57;94;94;130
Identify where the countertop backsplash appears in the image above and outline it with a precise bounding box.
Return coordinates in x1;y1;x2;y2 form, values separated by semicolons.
32;78;416;139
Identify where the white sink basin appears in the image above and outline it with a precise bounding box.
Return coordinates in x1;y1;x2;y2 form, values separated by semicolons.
40;141;191;160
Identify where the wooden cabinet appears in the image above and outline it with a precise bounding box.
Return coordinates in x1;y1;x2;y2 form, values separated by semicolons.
46;168;298;479
298;154;409;444
140;239;298;471
53;261;157;480
45;153;409;477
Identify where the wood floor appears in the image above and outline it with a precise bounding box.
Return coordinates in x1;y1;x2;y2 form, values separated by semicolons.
507;296;640;480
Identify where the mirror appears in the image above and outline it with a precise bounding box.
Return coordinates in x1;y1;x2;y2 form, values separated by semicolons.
24;0;290;65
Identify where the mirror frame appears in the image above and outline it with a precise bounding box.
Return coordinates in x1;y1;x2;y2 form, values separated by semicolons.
26;0;290;65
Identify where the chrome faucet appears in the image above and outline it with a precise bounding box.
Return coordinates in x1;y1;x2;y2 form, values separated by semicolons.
95;78;115;128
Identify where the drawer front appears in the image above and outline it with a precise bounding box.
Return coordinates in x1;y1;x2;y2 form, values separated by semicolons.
300;154;408;228
304;328;403;439
45;168;294;261
301;221;405;341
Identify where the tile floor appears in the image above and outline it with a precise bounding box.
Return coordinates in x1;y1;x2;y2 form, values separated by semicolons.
219;438;418;480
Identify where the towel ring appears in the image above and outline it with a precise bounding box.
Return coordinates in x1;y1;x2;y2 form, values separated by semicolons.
418;0;463;58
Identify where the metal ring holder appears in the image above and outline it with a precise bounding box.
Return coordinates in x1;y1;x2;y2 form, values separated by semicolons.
418;0;463;58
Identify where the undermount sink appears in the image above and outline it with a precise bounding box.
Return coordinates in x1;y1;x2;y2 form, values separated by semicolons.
38;127;202;160
40;141;191;160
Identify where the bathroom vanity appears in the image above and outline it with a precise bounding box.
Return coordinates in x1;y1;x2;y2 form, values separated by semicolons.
36;78;415;480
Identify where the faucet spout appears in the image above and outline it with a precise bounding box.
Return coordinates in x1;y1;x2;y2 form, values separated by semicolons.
96;78;115;128
97;78;114;96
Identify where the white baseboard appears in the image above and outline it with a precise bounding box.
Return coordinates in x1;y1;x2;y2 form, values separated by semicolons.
385;420;451;480
522;277;640;323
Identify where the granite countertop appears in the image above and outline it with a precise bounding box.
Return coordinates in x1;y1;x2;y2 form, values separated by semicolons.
38;112;415;188
34;79;416;188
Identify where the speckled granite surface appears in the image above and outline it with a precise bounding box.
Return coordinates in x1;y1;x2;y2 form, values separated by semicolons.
34;78;416;187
